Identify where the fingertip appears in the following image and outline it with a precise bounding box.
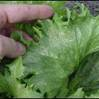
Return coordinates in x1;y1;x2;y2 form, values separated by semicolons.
16;42;26;56
45;5;54;17
7;42;26;58
0;35;26;58
39;5;54;19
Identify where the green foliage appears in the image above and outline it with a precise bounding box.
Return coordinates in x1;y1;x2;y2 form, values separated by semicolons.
1;2;99;98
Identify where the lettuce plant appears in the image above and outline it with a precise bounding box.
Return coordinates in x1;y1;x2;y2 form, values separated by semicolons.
0;2;99;98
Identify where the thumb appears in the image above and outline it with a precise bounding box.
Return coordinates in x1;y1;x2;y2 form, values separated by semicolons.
0;35;25;59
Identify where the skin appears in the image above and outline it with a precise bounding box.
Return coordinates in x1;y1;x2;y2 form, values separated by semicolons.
0;5;53;59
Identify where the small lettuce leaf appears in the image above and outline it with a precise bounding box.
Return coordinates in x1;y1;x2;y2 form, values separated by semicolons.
69;88;85;98
11;31;33;47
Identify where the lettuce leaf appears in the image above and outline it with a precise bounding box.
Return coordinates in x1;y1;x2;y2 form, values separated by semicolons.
0;57;42;98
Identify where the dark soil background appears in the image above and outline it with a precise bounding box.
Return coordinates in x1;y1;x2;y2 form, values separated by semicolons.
66;1;99;16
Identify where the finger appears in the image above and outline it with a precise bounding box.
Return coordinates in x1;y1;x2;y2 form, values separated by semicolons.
21;32;33;41
0;35;25;58
0;5;53;27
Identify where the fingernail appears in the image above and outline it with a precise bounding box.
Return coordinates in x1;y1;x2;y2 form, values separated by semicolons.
46;6;54;17
45;6;54;18
40;5;54;19
16;42;26;55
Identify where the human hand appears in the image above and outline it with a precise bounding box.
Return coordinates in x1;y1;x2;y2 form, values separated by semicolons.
0;5;53;59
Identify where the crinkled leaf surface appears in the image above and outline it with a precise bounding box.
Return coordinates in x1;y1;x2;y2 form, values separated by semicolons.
23;4;99;98
69;51;99;97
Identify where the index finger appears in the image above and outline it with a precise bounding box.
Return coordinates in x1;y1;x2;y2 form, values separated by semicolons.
0;5;53;27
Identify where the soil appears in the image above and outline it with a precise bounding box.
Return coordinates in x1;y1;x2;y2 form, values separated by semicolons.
65;1;99;16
